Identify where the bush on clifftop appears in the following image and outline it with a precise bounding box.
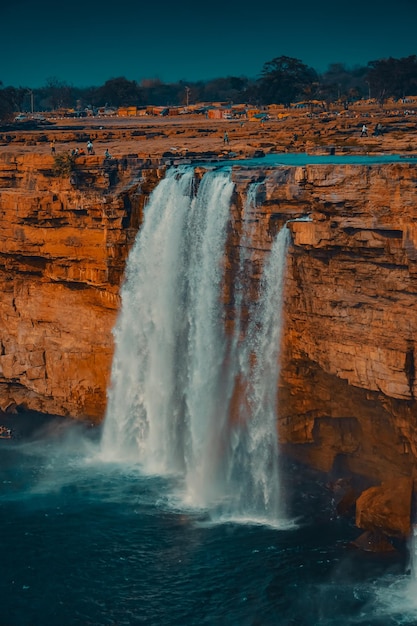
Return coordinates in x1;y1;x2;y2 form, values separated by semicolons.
52;153;76;178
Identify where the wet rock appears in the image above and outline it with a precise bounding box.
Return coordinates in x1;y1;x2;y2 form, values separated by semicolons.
355;477;413;539
351;530;396;552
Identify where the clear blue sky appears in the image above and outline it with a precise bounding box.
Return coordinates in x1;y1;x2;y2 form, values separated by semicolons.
2;0;417;88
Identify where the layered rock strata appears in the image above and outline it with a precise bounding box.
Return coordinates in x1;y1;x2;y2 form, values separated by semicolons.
0;152;162;419
277;163;417;485
226;163;417;486
1;151;417;500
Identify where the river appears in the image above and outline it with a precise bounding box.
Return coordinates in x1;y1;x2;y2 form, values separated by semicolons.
0;415;416;625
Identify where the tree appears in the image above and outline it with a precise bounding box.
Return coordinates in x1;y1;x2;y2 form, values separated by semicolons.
366;56;417;102
197;76;249;104
42;77;73;110
256;56;318;105
320;63;368;104
52;153;76;178
94;77;141;107
139;78;178;106
0;82;16;122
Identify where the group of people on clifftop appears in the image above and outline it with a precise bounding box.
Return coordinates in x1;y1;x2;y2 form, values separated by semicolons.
48;138;115;162
50;140;95;156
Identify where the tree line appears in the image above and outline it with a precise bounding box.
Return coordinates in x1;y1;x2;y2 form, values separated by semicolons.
1;55;417;121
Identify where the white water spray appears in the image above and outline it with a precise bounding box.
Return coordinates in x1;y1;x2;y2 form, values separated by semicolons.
222;223;290;523
101;167;291;524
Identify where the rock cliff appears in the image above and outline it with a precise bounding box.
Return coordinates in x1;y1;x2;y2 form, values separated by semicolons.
227;163;417;487
1;151;417;498
0;151;162;420
278;163;417;485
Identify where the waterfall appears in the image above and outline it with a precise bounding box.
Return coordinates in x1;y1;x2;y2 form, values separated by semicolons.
101;167;290;525
214;178;291;523
406;526;417;608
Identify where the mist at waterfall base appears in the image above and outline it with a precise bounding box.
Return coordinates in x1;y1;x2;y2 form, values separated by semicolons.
1;168;417;625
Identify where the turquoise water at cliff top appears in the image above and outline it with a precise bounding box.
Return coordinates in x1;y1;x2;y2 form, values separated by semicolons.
222;152;417;167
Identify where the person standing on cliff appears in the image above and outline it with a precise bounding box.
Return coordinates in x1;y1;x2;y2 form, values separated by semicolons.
50;140;56;154
374;123;382;136
224;131;229;144
360;124;368;137
87;140;94;154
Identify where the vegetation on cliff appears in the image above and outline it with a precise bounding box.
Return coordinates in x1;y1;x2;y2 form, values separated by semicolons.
52;153;77;178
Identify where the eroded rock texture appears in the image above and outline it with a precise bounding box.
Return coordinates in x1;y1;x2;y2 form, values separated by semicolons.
278;164;417;484
229;163;417;484
1;153;417;500
0;152;162;419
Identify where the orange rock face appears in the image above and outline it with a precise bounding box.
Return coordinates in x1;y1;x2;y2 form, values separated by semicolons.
1;148;417;505
227;163;417;489
355;477;413;538
273;164;417;484
0;151;161;420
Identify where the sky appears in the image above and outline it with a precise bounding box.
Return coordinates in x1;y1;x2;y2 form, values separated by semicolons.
2;0;417;88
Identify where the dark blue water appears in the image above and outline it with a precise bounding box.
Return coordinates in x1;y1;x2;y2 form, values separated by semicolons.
1;415;417;626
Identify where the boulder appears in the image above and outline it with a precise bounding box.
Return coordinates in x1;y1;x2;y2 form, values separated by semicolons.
355;477;413;539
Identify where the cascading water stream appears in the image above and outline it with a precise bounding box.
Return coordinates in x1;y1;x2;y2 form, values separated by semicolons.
222;222;291;523
403;526;417;610
101;166;291;525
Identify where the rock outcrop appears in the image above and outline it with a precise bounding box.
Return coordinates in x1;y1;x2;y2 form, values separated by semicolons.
275;164;417;486
355;477;413;539
227;162;417;539
229;162;417;488
0;151;162;420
